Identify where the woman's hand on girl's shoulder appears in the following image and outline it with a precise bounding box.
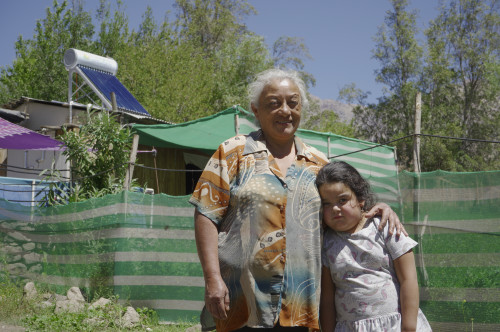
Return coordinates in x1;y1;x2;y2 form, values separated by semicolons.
365;202;408;237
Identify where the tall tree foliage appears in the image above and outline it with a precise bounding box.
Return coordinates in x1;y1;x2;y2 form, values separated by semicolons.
174;0;254;53
115;0;271;122
0;0;311;123
360;0;499;171
272;36;315;90
0;0;95;104
303;109;354;138
355;0;423;169
422;0;500;171
94;0;130;57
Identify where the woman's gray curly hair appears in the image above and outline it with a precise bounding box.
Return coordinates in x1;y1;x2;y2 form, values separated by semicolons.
248;68;309;112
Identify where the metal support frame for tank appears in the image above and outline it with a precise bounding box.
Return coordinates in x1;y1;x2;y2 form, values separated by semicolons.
67;66;113;124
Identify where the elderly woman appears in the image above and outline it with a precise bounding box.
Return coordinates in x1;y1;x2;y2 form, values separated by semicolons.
189;68;403;332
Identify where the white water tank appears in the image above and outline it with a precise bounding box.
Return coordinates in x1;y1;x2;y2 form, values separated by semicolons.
63;48;118;75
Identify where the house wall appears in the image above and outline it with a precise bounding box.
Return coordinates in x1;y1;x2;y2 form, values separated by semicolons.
14;102;86;132
2;100;86;181
134;146;190;196
0;149;6;176
4;100;80;179
7;150;69;180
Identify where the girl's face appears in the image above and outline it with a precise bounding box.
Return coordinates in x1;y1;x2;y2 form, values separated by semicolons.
319;182;365;234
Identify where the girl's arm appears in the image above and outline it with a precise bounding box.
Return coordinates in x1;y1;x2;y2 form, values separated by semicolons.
394;249;419;332
320;266;336;332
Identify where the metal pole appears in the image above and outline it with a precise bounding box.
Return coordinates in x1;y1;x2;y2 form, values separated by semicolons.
68;70;73;124
413;92;422;173
413;93;422;225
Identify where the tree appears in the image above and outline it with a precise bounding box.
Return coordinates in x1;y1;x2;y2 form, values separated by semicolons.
42;109;135;204
94;0;130;57
354;0;423;170
0;0;95;105
303;110;354;138
337;82;379;140
422;0;500;171
116;0;272;121
173;0;255;53
272;36;315;90
0;0;315;125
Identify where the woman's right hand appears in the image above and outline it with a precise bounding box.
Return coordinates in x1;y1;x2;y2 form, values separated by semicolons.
194;210;230;319
205;274;230;319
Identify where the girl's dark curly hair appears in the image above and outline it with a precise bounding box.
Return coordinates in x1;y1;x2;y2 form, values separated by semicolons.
315;161;376;211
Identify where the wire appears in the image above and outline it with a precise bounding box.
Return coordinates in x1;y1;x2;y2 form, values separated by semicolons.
0;187;50;193
0;168;71;179
329;133;500;159
2;133;497;177
0;199;45;203
70;162;129;181
0;163;70;172
0;163;129;194
134;163;203;172
418;133;500;144
330;134;414;159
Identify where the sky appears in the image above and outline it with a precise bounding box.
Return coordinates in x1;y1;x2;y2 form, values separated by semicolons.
0;0;440;103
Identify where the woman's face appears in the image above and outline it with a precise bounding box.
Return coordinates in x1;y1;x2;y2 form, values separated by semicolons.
251;78;301;144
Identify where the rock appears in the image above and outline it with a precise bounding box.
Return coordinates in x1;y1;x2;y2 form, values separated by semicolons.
28;264;42;274
23;282;37;301
7;263;26;275
22;243;35;251
0;323;26;332
8;230;30;242
89;297;111;310
54;287;85;313
122;306;140;328
1;245;21;255
185;324;202;332
82;317;103;327
10;255;22;263
67;287;85;302
54;299;85;314
23;252;40;264
36;300;55;310
54;293;67;302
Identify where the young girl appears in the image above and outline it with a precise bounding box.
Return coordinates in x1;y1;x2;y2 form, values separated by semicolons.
316;161;432;332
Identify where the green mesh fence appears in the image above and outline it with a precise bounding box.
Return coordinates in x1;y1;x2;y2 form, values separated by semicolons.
1;171;499;330
398;170;500;331
0;191;203;322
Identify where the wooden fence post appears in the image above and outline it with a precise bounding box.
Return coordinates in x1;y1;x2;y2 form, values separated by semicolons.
124;134;139;191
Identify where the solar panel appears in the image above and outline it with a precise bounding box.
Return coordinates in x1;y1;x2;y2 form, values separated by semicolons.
78;66;150;116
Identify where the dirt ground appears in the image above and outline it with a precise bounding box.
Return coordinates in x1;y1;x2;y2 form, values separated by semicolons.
0;322;26;331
